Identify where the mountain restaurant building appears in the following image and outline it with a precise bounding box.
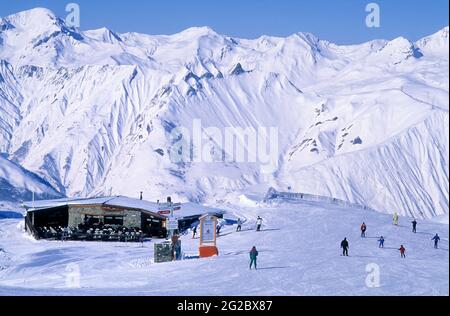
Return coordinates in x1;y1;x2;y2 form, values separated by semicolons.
23;196;167;240
23;196;226;241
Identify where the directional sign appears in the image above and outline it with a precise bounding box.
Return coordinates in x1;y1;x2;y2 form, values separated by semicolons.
158;207;181;212
167;218;179;230
158;203;181;211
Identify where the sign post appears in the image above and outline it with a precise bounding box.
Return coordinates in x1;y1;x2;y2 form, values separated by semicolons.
199;214;219;258
158;197;182;261
158;197;181;238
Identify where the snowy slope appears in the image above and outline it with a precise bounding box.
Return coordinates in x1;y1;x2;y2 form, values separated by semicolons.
0;198;448;295
0;156;62;201
0;8;448;219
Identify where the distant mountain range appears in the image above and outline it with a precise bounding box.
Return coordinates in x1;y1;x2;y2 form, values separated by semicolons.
0;8;448;218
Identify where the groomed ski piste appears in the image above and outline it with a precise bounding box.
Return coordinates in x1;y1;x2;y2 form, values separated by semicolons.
0;194;448;296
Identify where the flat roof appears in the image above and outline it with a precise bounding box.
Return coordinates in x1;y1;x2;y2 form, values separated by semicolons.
24;196;225;219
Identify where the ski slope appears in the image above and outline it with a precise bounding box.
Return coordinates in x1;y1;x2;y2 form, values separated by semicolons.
0;197;447;296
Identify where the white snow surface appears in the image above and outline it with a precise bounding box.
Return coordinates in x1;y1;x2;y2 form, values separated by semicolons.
0;197;448;296
0;8;448;220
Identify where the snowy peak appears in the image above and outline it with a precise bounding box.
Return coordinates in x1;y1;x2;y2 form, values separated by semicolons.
0;8;84;67
1;7;59;34
292;32;322;47
84;27;122;43
176;26;218;37
377;37;422;62
416;26;449;56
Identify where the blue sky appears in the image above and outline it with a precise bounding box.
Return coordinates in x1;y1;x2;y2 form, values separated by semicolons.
1;0;448;44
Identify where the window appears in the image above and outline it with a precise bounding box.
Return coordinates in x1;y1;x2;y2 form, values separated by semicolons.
84;215;101;225
104;216;124;226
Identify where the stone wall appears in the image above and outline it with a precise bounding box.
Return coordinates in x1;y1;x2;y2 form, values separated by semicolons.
123;209;142;228
68;206;142;228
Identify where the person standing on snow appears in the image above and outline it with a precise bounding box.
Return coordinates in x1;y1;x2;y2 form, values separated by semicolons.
360;222;367;238
432;234;440;249
399;245;406;258
216;224;222;236
341;238;349;256
249;246;259;270
256;216;263;232
192;225;197;239
393;212;399;226
236;218;242;232
412;219;417;233
378;236;385;248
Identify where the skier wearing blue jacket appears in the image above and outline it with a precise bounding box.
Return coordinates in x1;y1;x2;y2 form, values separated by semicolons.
432;234;440;249
378;236;385;248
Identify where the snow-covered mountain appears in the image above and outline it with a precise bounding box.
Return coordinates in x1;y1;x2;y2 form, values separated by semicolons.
0;8;448;218
0;155;62;202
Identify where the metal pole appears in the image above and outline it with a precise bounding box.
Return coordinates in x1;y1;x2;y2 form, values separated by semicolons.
166;201;175;239
169;201;173;239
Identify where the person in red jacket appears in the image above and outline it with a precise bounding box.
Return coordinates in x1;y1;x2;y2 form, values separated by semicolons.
360;222;367;238
399;245;406;258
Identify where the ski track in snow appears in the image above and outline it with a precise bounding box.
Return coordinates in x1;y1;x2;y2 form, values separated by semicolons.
0;199;448;296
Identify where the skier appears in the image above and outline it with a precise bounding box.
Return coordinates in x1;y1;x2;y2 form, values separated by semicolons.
411;219;417;233
171;235;181;261
360;222;367;238
236;218;242;232
378;236;385;248
431;234;440;249
61;228;68;242
249;246;259;270
192;225;197;239
256;216;263;232
399;245;406;258
216;224;221;236
393;212;399;226
341;238;349;256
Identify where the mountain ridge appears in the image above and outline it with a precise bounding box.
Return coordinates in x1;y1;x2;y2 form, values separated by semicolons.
0;8;448;219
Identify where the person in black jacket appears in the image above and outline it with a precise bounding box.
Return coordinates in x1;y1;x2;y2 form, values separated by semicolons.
216;224;222;236
432;234;441;249
412;219;417;233
341;238;349;256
